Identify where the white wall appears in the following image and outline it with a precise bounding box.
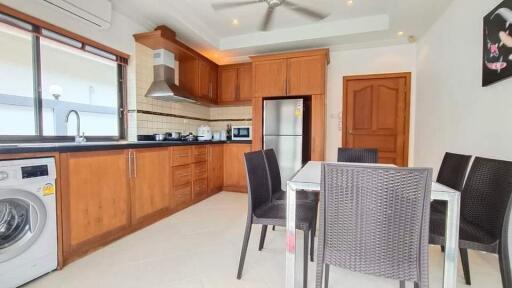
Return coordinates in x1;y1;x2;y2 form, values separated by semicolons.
325;44;417;162
414;0;512;174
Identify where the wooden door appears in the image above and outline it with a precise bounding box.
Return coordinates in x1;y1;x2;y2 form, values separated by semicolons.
223;144;251;192
238;63;253;101
252;59;287;97
60;150;131;258
198;60;211;100
218;67;238;103
131;148;170;222
343;73;411;166
208;144;224;194
287;55;326;95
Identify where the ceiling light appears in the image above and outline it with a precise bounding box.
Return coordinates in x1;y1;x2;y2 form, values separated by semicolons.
346;0;353;6
397;31;404;36
232;19;240;26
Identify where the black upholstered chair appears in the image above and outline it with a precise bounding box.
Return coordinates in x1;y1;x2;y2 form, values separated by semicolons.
237;151;317;288
316;164;433;288
337;148;378;163
431;152;472;214
262;149;319;260
429;157;512;287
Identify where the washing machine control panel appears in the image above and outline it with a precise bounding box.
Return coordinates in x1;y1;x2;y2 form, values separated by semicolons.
21;165;49;179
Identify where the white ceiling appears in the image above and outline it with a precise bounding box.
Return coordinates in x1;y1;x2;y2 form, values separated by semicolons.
112;0;453;63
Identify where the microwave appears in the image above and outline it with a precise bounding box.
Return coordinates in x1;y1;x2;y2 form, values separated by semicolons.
232;126;252;141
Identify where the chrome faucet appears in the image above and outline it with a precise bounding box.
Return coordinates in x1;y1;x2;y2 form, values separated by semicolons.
65;110;86;143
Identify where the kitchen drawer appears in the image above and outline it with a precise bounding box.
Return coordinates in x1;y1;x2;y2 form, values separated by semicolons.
193;162;208;179
193;178;208;199
173;165;193;186
193;145;208;163
173;183;192;207
171;147;193;166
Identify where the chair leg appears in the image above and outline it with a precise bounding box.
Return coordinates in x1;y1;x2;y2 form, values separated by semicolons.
258;225;268;251
499;249;512;288
324;264;330;288
460;248;471;285
272;225;276;231
311;203;318;262
441;246;445;253
304;229;309;288
414;282;419;288
310;229;315;262
237;221;252;279
399;281;406;288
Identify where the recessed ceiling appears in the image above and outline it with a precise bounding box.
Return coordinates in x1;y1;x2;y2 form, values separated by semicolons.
112;0;453;63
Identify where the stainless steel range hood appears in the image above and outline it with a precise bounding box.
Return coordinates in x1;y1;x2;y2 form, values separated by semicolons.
145;49;196;103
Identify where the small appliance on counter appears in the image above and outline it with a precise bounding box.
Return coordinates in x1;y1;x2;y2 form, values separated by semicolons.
220;130;227;141
212;131;221;141
232;125;252;141
197;125;212;141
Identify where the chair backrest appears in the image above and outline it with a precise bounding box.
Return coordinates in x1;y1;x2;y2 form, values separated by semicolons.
437;152;472;191
263;149;281;196
244;151;272;215
461;157;512;241
337;148;378;163
320;164;432;286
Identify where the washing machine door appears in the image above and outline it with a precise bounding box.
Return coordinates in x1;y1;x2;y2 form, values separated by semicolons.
0;189;47;263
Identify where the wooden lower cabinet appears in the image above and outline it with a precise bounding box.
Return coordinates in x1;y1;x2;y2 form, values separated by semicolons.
131;148;170;223
223;143;251;193
208;144;224;194
60;150;131;263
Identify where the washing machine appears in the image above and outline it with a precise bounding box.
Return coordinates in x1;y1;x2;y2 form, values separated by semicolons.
0;158;57;288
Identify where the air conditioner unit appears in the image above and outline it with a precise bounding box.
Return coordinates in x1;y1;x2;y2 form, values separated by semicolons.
40;0;112;29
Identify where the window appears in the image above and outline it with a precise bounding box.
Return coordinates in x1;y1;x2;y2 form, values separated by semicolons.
0;11;127;141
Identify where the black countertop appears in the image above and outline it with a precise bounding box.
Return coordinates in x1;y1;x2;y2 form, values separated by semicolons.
0;140;252;155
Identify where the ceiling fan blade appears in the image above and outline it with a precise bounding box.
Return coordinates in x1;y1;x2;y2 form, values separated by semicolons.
260;7;275;31
282;1;329;20
211;0;262;10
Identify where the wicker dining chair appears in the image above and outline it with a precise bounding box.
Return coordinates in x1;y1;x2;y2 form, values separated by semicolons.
429;157;512;287
262;149;319;261
315;163;432;288
337;148;378;163
237;151;317;288
431;152;472;214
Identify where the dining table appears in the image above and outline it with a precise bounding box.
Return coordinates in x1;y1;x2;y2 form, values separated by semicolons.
285;161;461;288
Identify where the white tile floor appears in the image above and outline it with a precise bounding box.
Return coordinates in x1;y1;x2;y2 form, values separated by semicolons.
27;192;502;288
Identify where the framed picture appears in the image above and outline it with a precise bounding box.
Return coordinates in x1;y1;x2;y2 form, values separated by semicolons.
483;0;512;86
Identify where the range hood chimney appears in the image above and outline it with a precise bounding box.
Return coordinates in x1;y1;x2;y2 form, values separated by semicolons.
145;49;195;103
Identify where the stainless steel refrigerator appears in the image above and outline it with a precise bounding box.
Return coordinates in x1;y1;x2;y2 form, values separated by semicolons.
263;98;308;191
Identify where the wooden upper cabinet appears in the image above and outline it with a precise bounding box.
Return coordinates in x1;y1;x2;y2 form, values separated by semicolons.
287;55;326;95
218;66;238;103
252;59;287;97
209;62;218;102
198;60;211;100
131;148;170;223
60;150;131;255
238;63;253;101
179;58;199;97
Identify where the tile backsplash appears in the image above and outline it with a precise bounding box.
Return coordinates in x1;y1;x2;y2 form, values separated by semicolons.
128;43;252;140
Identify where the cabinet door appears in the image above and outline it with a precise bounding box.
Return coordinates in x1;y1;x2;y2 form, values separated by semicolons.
198;60;211;100
218;67;238;103
253;59;287;97
287;55;326;95
61;150;130;257
238;64;253;101
223;144;251;192
179;58;199;98
131;148;170;222
210;63;218;102
208;144;224;195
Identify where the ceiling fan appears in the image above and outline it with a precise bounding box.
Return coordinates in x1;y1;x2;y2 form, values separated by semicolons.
211;0;329;31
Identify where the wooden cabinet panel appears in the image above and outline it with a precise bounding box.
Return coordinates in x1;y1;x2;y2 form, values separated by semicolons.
131;148;170;222
218;67;238;103
287;55;325;95
179;58;199;97
193;145;208;163
311;94;326;161
193;178;208;200
173;183;192;208
223;144;251;193
238;63;252;101
210;63;218;102
173;164;193;186
193;162;208;178
61;150;130;255
198;60;211;100
208;144;224;194
171;146;193;166
253;59;287;97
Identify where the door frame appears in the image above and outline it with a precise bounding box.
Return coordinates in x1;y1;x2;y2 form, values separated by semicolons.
342;72;412;166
